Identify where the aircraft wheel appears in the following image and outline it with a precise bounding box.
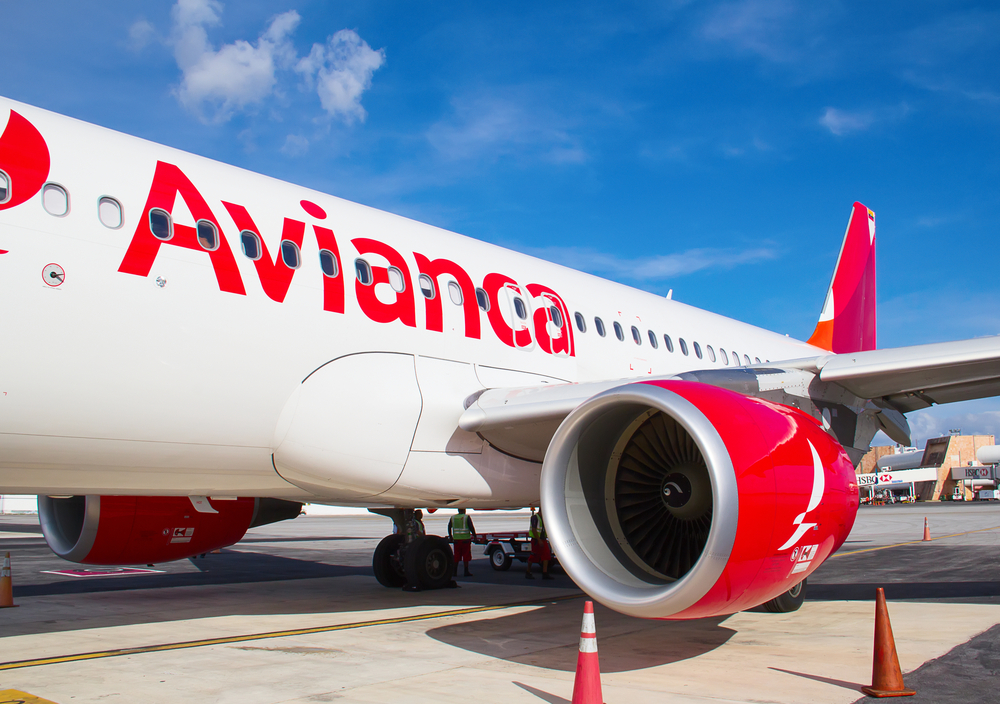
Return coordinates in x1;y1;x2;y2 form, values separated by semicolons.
763;579;807;613
404;535;454;590
489;547;512;571
372;534;406;588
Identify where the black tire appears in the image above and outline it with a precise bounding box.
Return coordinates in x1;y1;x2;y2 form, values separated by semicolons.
489;547;512;571
373;534;406;588
763;579;807;613
404;535;455;590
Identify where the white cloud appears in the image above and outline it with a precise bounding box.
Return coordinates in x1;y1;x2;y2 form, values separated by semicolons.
701;0;801;62
171;0;300;122
818;107;874;136
281;134;310;156
524;245;777;282
127;19;157;51
427;94;586;164
142;1;385;127
295;30;385;124
819;104;911;136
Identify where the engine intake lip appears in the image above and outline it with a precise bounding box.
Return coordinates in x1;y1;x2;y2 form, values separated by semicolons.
38;495;101;562
540;382;740;619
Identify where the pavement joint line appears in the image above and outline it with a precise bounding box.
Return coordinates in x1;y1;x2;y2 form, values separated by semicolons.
0;592;583;672
833;524;1000;557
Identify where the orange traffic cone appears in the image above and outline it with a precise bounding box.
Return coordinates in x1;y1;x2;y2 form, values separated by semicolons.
571;601;604;704
861;588;915;698
1;552;15;608
922;517;931;542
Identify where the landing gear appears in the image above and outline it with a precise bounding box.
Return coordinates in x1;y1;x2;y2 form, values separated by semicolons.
404;535;454;590
372;534;406;588
762;579;807;613
369;508;455;592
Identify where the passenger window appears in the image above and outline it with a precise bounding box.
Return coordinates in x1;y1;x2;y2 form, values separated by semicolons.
707;345;716;362
720;348;729;365
595;317;606;337
754;357;761;364
613;322;624;341
280;240;301;269
0;170;8;203
355;258;373;285
550;306;564;328
663;334;673;352
150;208;173;241
476;287;490;311
319;249;339;277
631;326;641;345
42;183;69;217
418;274;435;299
744;354;752;366
513;297;528;320
98;197;123;229
679;338;689;356
197;220;218;251
387;266;406;293
732;351;740;366
448;281;463;305
240;230;261;259
694;341;703;359
575;312;587;333
648;330;658;349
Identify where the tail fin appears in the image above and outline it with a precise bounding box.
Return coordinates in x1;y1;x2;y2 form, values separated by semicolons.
807;202;876;353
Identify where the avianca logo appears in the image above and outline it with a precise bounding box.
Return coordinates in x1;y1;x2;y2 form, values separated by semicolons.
777;440;825;551
0;110;51;212
116;161;575;357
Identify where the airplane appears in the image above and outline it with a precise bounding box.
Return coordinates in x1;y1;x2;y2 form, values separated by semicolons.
2;95;999;620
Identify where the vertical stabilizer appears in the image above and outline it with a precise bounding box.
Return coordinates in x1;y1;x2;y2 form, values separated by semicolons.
807;202;876;353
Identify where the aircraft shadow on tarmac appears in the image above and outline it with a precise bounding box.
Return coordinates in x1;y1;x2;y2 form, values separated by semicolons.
426;601;736;673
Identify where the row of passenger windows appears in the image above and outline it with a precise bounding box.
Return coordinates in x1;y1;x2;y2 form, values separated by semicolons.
2;172;125;228
18;176;764;367
571;311;764;365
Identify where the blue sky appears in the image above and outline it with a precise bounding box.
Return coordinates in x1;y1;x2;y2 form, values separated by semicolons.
2;1;998;446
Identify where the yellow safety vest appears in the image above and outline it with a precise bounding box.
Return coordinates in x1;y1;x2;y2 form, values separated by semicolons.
451;513;472;540
529;514;545;540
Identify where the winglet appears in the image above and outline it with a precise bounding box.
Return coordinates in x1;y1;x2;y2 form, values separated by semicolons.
808;202;876;353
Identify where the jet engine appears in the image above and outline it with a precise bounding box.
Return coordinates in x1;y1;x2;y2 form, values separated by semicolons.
540;380;858;619
38;495;302;565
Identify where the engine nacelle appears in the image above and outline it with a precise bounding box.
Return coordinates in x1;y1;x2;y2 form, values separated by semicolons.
540;380;858;619
38;495;303;565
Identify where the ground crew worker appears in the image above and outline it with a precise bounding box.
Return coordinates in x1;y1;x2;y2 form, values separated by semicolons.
526;507;553;580
402;509;428;592
448;508;476;577
407;509;426;541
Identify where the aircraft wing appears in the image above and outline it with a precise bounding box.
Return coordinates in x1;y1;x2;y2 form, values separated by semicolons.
459;334;1000;460
810;335;1000;412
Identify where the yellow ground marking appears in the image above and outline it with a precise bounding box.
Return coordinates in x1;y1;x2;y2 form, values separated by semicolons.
833;524;1000;557
0;689;61;704
0;593;582;672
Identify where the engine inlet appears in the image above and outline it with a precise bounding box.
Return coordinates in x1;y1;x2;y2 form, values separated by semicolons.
610;411;713;580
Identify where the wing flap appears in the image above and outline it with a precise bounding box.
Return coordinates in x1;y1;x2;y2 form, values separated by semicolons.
818;335;1000;408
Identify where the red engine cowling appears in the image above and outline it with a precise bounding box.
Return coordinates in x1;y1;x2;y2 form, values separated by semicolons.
38;495;302;565
540;380;858;619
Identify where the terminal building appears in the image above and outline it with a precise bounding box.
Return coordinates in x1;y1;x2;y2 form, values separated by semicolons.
859;434;997;502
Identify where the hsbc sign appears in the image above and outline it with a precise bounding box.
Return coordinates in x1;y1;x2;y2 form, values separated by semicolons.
857;467;940;486
951;466;994;480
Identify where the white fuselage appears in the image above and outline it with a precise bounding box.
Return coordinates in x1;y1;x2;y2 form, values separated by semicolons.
0;97;820;507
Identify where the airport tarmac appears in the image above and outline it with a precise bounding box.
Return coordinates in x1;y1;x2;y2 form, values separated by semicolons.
1;502;998;703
